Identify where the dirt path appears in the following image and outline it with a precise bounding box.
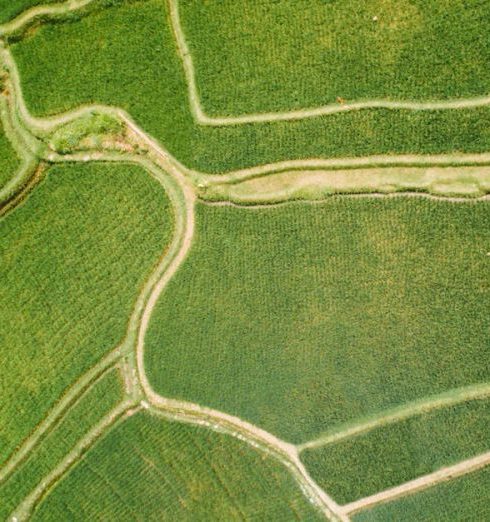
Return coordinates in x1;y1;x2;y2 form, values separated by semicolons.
298;382;490;452
342;451;490;516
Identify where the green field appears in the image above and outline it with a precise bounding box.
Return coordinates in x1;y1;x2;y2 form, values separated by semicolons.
180;0;490;114
0;162;173;465
354;467;490;522
0;368;123;519
32;411;323;520
301;399;490;503
0;0;57;24
145;198;489;443
10;0;490;173
2;0;489;518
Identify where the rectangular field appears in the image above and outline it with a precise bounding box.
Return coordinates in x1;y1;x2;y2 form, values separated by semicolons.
180;0;490;114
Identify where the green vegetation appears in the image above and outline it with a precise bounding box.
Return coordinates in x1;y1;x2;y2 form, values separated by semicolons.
145;198;489;443
0;162;173;465
301;399;490;503
180;0;490;115
0;0;57;24
33;411;323;520
354;467;490;521
0;115;21;191
0;368;123;519
48;112;123;154
10;0;490;173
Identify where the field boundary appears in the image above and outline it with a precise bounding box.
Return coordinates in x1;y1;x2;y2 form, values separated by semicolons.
341;452;490;515
298;382;490;452
168;0;490;125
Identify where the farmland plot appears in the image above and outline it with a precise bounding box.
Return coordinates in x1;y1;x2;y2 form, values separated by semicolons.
300;399;490;503
353;467;490;522
9;0;490;173
145;198;489;443
0;162;173;466
32;412;324;520
179;0;490;115
1;0;489;518
0;368;123;519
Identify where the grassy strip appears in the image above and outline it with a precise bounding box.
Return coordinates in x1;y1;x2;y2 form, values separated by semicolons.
32;411;324;520
144;198;489;443
0;161;173;466
301;399;490;504
9;0;490;173
0;107;21;191
0;368;123;519
353;467;490;522
201;166;490;202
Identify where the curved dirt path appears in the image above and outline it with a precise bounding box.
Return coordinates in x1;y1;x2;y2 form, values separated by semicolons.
0;0;95;37
341;451;490;516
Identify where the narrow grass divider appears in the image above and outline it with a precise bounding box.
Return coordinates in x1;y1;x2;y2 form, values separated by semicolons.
298;382;490;452
341;452;490;516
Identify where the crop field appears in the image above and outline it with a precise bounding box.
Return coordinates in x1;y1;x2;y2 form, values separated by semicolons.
0;162;173;466
8;0;490;173
32;412;324;520
0;368;123;519
145;198;489;442
353;467;490;522
1;0;489;520
300;399;490;503
180;0;490;114
0;117;20;190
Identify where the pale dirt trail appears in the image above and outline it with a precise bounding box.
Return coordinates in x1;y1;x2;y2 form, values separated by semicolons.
342;452;490;516
299;382;490;452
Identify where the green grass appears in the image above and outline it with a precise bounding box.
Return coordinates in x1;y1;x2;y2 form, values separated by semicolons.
0;368;123;519
0;116;21;191
301;399;490;504
181;0;490;115
32;412;323;521
10;0;490;173
145;198;489;443
0;161;173;465
0;0;58;24
354;467;490;522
